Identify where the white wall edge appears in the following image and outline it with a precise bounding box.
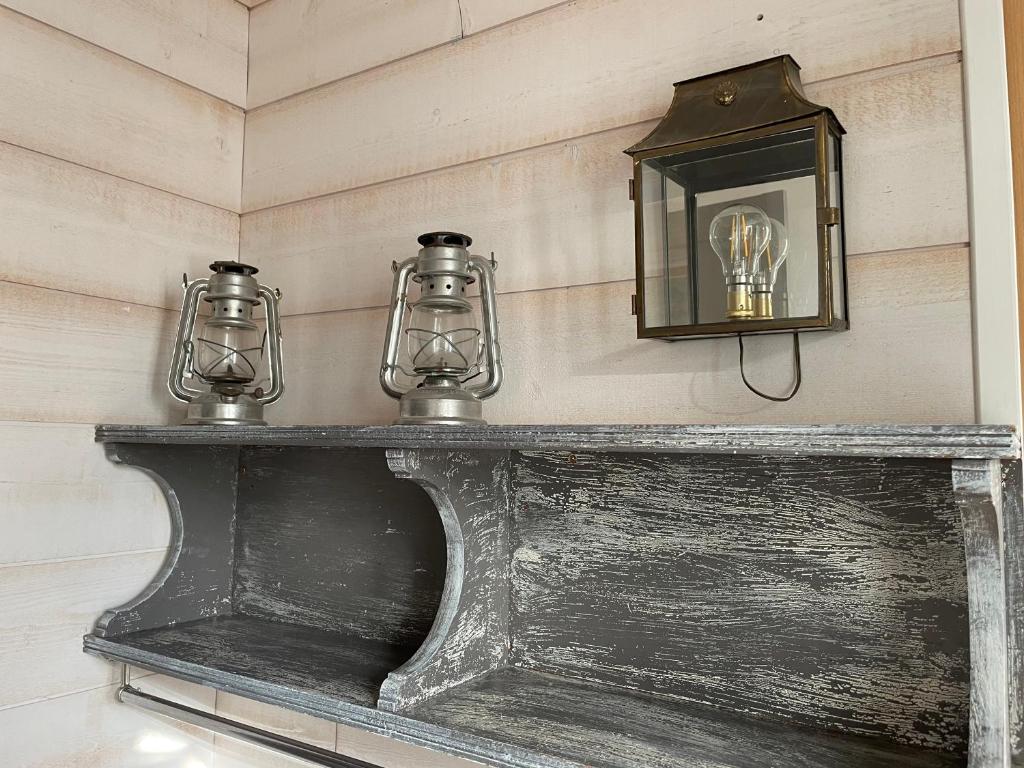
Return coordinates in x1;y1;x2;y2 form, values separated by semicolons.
960;0;1022;430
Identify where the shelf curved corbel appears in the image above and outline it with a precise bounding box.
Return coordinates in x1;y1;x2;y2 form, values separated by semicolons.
92;442;240;638
378;447;511;712
952;458;1017;767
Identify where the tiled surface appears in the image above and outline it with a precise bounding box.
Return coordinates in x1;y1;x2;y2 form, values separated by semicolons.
212;693;335;767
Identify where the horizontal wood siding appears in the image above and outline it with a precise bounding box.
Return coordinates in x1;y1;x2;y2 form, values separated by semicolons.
241;57;967;315
242;0;960;210
0;6;243;210
246;0;580;109
247;0;462;108
0;0;248;105
459;0;567;35
334;720;486;767
269;247;973;426
0;142;238;309
239;0;973;433
0;5;244;766
0;282;183;424
215;691;336;767
0;551;166;709
0;422;169;565
213;685;485;766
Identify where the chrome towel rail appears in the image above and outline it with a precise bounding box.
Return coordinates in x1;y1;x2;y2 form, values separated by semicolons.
118;666;381;768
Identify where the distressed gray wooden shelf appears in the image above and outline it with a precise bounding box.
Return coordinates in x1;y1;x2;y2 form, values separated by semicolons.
83;424;1023;768
94;423;1020;458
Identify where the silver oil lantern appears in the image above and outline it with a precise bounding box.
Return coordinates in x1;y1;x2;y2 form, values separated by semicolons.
380;232;503;425
168;261;284;425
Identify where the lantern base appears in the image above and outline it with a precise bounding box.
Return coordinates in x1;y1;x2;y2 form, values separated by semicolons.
183;392;266;426
397;384;485;426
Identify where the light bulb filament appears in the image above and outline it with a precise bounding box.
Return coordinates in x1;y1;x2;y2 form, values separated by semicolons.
741;213;750;271
729;214;738;267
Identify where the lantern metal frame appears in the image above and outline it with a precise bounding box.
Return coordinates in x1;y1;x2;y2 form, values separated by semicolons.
626;55;849;340
380;232;503;426
168;261;284;426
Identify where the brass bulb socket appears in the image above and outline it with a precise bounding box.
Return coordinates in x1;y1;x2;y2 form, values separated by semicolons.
726;284;754;319
752;291;774;320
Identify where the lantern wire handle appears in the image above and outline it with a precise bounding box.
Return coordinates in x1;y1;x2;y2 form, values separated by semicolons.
737;332;802;402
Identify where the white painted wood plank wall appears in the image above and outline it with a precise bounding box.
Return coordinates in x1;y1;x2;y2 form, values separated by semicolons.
1;0;249;105
246;0;571;109
246;0;592;110
247;0;462;108
1;142;238;309
242;57;968;315
242;0;960;210
0;674;218;768
0;3;245;765
241;0;974;434
268;247;974;427
0;7;244;211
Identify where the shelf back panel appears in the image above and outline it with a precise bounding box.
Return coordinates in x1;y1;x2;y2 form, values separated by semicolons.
508;451;969;754
233;446;447;649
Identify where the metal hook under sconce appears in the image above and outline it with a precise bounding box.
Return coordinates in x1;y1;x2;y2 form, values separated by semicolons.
116;665;382;768
737;332;802;402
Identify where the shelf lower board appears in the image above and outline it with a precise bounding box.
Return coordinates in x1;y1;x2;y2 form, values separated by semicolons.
84;620;963;768
410;668;963;768
85;615;417;709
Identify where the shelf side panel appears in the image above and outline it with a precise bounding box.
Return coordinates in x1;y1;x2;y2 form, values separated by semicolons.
952;458;1013;767
378;448;511;712
94;443;240;637
1004;460;1024;766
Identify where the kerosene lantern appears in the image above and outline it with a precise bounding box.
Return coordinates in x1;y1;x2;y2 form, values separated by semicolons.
380;232;503;425
168;261;283;425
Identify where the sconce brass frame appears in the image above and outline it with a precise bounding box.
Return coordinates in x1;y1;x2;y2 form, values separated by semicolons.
626;55;849;340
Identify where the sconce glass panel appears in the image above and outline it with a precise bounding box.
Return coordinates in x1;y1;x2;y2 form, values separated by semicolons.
828;132;847;321
640;126;821;329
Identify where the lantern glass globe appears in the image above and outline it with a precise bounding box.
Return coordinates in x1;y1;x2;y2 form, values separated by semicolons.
195;317;263;384
406;301;480;375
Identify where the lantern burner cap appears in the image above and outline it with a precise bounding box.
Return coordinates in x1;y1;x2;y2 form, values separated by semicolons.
210;260;259;276
417;232;472;249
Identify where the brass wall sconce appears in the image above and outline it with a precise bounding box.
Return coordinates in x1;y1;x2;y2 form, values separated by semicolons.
625;55;848;399
626;55;848;339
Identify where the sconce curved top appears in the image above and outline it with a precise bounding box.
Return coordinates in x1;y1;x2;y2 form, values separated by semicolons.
625;55;845;158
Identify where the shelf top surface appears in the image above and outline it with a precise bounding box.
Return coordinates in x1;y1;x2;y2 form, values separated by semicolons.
94;423;1020;460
